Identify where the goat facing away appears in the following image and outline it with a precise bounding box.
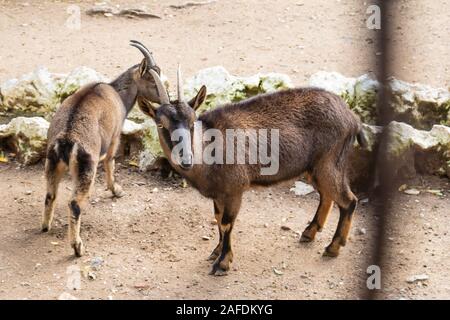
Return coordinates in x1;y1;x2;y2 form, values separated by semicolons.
138;67;367;276
42;41;163;257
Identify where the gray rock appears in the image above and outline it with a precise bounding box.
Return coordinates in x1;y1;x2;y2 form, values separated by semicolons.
56;66;109;101
0;117;49;164
0;66;108;117
357;227;366;235
406;274;429;283
183;66;293;114
309;71;379;124
350;121;450;188
86;4;162;19
388;78;450;129
289;181;315;196
309;71;450;129
382;121;450;179
119;119;163;171
90;257;104;271
0;67;63;116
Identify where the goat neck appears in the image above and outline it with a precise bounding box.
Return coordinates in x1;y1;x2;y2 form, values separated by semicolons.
110;66;139;115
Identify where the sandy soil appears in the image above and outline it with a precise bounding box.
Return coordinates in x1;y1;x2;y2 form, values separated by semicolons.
0;0;449;87
0;0;449;300
0;163;449;300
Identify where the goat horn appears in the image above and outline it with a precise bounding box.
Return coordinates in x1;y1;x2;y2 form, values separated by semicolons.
129;40;157;68
148;69;170;105
177;64;185;102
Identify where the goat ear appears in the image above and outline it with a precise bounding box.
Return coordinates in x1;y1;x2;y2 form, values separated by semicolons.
188;85;207;111
138;97;156;118
139;58;148;77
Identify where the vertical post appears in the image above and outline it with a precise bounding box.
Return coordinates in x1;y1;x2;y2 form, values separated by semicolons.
363;0;396;300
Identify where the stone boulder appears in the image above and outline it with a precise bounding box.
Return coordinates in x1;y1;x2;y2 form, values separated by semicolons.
381;121;450;179
183;66;293;113
0;117;49;165
309;71;450;129
119;119;162;171
309;71;379;124
0;116;164;168
349;122;450;189
388;78;450;129
0;67;63;116
0;66;108;117
56;66;109;101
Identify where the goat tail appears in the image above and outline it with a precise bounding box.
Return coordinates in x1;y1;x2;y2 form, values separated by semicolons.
336;132;355;169
336;122;366;169
54;138;75;165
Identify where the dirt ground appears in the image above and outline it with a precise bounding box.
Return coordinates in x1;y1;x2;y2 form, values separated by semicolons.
0;0;450;300
0;0;450;87
0;163;449;300
0;164;450;299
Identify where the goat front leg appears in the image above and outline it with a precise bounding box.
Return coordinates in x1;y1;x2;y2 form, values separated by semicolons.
207;199;224;261
210;194;242;276
104;157;124;198
104;137;124;198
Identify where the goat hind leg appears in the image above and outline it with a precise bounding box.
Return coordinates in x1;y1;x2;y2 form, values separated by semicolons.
69;157;97;257
300;194;334;242
324;189;357;257
42;158;65;232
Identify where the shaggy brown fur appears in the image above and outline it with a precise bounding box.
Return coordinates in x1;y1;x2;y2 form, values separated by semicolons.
42;41;163;257
140;69;366;275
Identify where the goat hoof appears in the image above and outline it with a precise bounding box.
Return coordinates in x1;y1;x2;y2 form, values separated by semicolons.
207;248;221;262
212;269;228;276
300;234;314;243
209;264;229;276
323;245;340;258
209;258;230;276
41;225;50;233
207;252;219;262
300;227;317;243
72;241;85;257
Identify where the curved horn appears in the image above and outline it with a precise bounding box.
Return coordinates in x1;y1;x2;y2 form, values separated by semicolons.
177;64;185;102
149;69;170;105
129;40;157;68
130;39;150;51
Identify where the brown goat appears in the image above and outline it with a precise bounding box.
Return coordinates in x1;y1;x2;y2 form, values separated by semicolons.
42;41;163;257
139;67;367;275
